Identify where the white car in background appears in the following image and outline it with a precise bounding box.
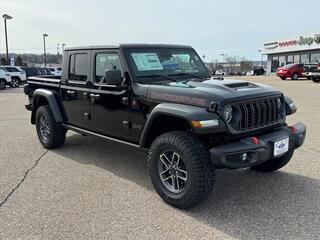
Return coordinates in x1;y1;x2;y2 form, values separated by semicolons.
246;70;254;76
47;67;62;76
0;66;27;87
0;69;12;90
215;69;227;75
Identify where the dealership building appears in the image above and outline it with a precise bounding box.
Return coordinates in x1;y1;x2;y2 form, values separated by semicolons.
261;33;320;74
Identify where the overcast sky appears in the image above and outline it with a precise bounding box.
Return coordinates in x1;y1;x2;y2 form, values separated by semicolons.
0;0;319;61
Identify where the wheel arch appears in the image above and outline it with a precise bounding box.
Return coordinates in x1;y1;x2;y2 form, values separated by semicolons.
139;103;221;148
31;89;65;124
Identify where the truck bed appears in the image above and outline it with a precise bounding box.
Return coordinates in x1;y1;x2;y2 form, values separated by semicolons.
27;75;61;87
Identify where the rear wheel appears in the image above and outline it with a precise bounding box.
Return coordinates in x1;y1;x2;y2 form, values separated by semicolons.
35;105;66;149
148;131;215;209
292;73;299;80
10;77;21;88
251;150;294;172
0;79;6;90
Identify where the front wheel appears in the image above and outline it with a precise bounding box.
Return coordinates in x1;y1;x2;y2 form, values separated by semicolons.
148;131;215;209
0;79;6;90
280;76;286;80
35;105;66;149
312;77;320;83
251;150;294;172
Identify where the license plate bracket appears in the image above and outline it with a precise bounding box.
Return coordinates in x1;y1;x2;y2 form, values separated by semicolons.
274;137;289;156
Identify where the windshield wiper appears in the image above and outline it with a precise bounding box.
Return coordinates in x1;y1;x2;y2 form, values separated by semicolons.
168;73;204;80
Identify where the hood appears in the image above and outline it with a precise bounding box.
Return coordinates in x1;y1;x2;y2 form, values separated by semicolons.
146;78;282;109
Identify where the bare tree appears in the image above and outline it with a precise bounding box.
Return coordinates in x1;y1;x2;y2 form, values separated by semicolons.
225;55;238;73
239;57;253;73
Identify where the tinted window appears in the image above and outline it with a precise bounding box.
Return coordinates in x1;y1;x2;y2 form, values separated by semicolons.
301;54;309;64
271;56;279;72
5;67;20;72
68;53;89;82
279;56;286;67
294;55;300;63
95;53;123;83
310;53;320;63
287;55;294;64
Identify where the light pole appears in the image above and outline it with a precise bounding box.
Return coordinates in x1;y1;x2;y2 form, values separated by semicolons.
43;33;48;67
2;14;13;63
258;49;263;66
220;53;228;62
220;53;228;71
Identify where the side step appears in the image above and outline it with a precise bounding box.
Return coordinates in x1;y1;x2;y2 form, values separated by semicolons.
62;124;141;148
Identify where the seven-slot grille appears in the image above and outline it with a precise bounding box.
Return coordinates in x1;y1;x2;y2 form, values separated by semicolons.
232;96;283;131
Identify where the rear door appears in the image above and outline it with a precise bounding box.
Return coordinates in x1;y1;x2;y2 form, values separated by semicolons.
61;51;91;130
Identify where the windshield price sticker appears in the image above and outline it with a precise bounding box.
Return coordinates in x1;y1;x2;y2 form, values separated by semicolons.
131;53;163;71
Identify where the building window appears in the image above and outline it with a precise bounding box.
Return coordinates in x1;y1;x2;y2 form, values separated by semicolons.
287;55;294;64
279;56;286;67
310;53;320;63
294;55;300;63
271;56;279;72
300;54;309;64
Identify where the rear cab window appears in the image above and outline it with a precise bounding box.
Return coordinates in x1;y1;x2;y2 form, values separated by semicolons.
68;53;89;82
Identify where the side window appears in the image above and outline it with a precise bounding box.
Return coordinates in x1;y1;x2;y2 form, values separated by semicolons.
95;53;123;83
68;53;89;82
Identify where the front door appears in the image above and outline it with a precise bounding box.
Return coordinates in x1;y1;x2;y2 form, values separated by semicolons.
89;51;131;140
61;51;91;130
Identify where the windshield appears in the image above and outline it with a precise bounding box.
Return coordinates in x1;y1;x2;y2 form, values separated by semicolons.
283;63;296;69
124;48;210;81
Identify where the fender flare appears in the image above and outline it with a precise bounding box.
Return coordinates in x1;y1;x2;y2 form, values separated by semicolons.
139;103;223;147
31;89;64;124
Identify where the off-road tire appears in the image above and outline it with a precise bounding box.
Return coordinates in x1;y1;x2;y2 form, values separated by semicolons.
148;131;215;209
251;150;294;172
280;76;286;80
292;73;299;80
0;79;6;90
35;105;66;149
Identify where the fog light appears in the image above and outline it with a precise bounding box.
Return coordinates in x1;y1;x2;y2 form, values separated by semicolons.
241;153;248;161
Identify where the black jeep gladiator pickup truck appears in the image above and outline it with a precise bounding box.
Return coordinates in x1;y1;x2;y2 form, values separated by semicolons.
24;44;306;209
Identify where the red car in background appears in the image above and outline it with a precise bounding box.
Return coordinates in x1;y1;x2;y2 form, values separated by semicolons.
276;63;304;80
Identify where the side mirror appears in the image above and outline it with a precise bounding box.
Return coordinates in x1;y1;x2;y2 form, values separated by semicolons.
104;69;122;85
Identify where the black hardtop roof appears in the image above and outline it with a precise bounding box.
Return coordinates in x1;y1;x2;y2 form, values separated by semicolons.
64;43;193;51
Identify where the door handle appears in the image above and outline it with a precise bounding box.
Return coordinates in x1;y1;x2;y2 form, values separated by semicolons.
90;93;101;103
66;90;76;94
90;93;100;98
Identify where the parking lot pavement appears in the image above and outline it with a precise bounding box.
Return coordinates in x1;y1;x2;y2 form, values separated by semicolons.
0;77;319;240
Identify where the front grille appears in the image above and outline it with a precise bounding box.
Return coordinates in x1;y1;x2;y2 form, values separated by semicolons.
232;96;284;131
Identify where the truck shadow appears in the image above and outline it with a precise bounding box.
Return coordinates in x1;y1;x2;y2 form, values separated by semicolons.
53;133;320;240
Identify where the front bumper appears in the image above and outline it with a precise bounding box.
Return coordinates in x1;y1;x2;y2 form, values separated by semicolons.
210;123;306;168
276;72;289;77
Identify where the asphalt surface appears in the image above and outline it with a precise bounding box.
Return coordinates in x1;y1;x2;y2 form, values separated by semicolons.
0;76;319;240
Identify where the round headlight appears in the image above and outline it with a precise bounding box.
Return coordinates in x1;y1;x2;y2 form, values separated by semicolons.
223;105;233;123
276;98;282;109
